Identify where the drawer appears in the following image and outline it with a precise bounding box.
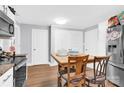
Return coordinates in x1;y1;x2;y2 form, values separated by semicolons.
0;67;13;87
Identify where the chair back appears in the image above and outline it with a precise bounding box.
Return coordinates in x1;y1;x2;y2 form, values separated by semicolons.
67;55;89;86
93;56;110;80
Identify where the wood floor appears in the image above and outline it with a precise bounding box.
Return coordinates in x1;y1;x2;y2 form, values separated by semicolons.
26;64;116;87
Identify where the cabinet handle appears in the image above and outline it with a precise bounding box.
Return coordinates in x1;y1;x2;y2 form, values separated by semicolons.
3;74;11;82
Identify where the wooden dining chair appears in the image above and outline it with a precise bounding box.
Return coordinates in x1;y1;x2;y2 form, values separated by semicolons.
59;55;89;87
85;56;110;87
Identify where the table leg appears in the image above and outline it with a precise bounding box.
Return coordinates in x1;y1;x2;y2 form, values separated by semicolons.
58;65;62;87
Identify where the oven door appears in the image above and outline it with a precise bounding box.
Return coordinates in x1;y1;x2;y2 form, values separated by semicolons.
14;60;27;87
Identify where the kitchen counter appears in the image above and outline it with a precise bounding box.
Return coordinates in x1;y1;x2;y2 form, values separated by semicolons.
0;63;14;77
0;54;27;77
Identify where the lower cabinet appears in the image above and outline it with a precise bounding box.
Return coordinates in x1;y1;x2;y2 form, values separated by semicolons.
0;67;13;87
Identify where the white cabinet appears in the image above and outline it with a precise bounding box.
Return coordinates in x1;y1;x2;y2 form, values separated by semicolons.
0;67;13;87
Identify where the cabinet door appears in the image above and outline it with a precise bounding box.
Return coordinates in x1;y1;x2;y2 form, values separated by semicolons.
0;67;13;87
1;74;13;87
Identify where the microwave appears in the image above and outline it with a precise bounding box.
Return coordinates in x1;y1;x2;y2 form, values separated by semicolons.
0;10;14;37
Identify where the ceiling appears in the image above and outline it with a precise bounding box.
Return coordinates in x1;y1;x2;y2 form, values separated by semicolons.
13;5;124;29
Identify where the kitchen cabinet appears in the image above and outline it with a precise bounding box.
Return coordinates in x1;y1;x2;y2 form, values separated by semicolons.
0;67;13;87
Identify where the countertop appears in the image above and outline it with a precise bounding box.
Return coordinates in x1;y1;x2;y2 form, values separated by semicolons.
0;63;14;76
0;53;27;77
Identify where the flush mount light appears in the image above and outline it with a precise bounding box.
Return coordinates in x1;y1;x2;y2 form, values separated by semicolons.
54;17;68;25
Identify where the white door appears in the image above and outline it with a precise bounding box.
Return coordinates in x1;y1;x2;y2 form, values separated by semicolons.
32;29;48;65
84;29;98;55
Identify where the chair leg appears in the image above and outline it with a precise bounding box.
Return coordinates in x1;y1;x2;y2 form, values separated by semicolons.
58;76;62;87
98;84;101;87
98;82;105;87
87;81;90;87
102;82;105;87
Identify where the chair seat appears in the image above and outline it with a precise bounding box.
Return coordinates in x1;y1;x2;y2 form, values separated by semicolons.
62;73;85;85
70;73;85;84
86;75;105;84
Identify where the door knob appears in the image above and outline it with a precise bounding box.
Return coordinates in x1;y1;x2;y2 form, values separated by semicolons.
33;49;36;51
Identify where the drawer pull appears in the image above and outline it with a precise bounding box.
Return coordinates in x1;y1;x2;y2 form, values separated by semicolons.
3;74;12;82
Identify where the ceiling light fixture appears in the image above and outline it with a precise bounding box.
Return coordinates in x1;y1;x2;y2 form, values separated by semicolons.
54;17;68;25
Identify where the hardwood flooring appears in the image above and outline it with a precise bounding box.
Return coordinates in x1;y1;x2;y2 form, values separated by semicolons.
26;64;116;87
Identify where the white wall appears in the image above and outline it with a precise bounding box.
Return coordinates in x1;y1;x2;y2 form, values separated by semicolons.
98;20;108;56
84;28;98;55
0;38;12;52
20;24;48;66
19;22;107;66
14;24;21;54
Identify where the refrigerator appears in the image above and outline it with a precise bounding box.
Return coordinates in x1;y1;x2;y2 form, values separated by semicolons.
106;14;124;86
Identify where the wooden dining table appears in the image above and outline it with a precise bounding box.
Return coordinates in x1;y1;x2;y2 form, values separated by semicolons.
51;53;96;86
